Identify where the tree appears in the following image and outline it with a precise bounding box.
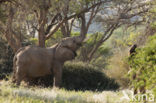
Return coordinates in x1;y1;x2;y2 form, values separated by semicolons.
79;0;151;61
23;0;107;47
0;1;23;52
0;0;106;52
0;0;152;56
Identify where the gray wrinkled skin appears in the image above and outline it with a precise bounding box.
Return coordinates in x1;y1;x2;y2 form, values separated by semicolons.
12;36;82;87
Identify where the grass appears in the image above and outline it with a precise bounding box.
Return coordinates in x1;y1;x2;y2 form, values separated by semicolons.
1;80;155;103
0;80;131;103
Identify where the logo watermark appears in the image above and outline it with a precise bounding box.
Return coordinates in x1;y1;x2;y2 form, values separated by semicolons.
120;90;155;102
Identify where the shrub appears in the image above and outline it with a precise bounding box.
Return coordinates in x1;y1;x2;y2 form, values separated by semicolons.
33;62;119;91
128;35;156;96
62;62;119;91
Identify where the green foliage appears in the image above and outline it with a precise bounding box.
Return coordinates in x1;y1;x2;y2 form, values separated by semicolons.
110;27;145;50
104;27;145;88
149;0;156;29
111;31;141;49
53;30;63;39
90;45;112;69
128;35;156;95
71;32;80;37
77;32;112;68
86;33;103;45
33;62;119;91
89;33;113;68
125;32;141;46
29;38;38;45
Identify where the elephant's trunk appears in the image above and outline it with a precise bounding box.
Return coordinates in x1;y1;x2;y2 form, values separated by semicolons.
74;35;85;44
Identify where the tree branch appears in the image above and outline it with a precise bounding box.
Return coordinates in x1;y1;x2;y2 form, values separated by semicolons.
45;13;60;35
45;0;108;39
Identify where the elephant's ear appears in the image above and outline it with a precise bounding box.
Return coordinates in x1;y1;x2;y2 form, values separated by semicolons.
73;38;76;43
60;38;73;47
55;43;63;59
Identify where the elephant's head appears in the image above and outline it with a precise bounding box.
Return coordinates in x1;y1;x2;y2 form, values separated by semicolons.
55;36;83;62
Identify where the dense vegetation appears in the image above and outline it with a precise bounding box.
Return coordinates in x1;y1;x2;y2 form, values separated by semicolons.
128;35;156;96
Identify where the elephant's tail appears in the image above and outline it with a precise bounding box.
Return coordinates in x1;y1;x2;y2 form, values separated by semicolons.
12;55;17;83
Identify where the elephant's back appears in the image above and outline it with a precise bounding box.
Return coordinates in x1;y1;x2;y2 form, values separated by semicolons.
16;46;51;61
15;46;53;77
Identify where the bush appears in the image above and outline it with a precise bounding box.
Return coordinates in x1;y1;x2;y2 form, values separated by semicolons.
33;62;119;91
62;62;119;91
128;35;156;95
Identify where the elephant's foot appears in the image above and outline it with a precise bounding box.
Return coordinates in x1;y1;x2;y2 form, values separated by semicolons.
15;74;26;86
53;86;59;91
11;77;16;84
53;66;62;88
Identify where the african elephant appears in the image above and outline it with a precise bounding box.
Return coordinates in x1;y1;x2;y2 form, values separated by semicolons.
12;36;83;87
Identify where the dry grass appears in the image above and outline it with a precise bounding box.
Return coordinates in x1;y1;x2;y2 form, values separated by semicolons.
0;80;130;103
105;49;130;88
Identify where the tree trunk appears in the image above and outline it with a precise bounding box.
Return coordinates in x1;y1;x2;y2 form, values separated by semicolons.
4;5;22;53
38;25;45;47
5;32;21;53
37;3;48;47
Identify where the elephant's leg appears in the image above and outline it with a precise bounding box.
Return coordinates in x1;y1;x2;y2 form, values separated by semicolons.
12;70;17;83
25;77;34;86
15;66;26;86
53;65;62;87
